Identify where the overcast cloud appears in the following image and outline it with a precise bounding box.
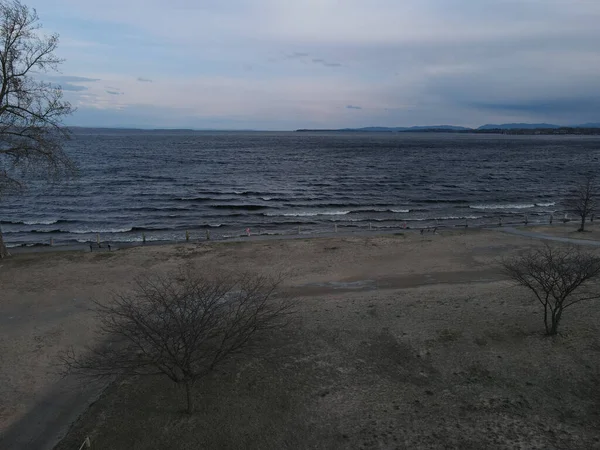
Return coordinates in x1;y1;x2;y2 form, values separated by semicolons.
29;0;600;129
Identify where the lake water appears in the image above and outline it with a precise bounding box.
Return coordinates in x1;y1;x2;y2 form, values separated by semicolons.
2;130;600;246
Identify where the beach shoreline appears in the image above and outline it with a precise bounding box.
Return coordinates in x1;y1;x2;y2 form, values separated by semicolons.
6;218;594;255
2;228;599;449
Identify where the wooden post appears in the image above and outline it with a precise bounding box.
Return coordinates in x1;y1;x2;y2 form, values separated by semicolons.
465;219;468;228
334;223;338;233
298;225;301;235
498;217;502;227
550;214;553;225
50;238;54;246
0;225;10;259
369;222;372;230
96;233;100;245
185;230;190;242
206;229;210;240
142;232;146;244
524;214;528;225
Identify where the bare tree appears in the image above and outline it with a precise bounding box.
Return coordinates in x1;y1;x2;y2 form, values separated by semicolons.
0;0;75;258
61;268;294;414
563;174;598;232
503;244;600;335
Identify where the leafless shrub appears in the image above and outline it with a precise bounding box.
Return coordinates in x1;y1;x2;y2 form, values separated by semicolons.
61;267;294;413
563;174;598;232
503;244;600;335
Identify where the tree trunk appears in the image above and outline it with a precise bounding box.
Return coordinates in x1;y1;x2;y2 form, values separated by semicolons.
543;304;550;335
549;308;562;336
0;227;10;259
185;381;194;414
580;215;586;232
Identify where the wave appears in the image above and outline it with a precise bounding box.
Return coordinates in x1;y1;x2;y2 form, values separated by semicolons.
347;208;411;214
1;219;74;226
233;190;271;196
70;227;134;234
209;204;270;211
265;210;351;217
418;199;470;204
268;207;411;215
433;215;482;220
130;224;224;232
470;203;535;210
28;228;62;234
175;197;213;202
535;202;556;207
23;219;60;225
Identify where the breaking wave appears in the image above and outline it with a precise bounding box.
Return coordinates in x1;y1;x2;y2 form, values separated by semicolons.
470;203;535;210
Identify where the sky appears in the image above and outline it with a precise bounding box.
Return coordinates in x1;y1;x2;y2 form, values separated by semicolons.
27;0;600;130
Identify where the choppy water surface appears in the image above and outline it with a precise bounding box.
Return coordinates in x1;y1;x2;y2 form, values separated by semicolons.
2;130;600;246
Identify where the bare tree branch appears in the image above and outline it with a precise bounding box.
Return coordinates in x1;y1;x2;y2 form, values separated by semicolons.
563;174;598;232
0;0;75;258
60;267;295;414
502;243;600;335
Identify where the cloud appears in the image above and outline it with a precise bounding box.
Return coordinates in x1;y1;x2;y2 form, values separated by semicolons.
137;77;153;82
346;105;362;110
39;0;600;128
286;52;309;59
106;90;123;95
60;83;89;92
311;58;341;67
48;75;100;83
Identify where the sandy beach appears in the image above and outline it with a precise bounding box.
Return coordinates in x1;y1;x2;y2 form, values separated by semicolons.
1;228;599;449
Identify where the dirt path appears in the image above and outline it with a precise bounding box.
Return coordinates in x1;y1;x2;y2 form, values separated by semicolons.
0;378;107;450
497;227;600;246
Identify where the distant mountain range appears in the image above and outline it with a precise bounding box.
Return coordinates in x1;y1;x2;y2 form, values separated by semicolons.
338;125;472;132
297;123;600;132
478;123;600;130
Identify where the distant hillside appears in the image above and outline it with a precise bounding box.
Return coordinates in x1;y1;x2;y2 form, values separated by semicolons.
309;125;473;132
405;125;471;131
478;123;561;130
298;122;600;133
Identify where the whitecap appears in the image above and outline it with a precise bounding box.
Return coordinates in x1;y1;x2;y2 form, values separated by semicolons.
23;219;59;225
470;203;535;210
71;227;133;234
268;210;350;217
